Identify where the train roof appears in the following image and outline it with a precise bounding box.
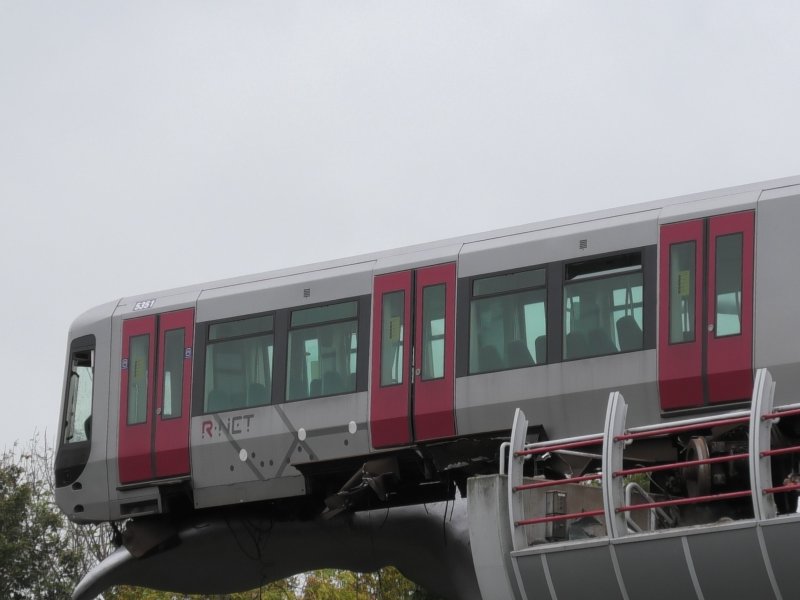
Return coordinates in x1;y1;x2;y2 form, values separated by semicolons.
113;174;800;313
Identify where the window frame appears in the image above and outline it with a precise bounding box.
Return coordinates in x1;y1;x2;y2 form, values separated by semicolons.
466;265;548;375
126;333;151;426
160;328;186;421
196;310;276;415
61;334;96;447
562;250;646;362
379;289;406;388
192;295;371;416
56;334;96;488
713;232;744;339
420;283;448;381
667;240;698;346
286;299;361;402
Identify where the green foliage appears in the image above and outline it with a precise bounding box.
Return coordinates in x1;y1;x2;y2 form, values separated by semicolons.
0;445;83;600
300;568;442;600
0;436;444;600
105;576;300;599
107;568;443;599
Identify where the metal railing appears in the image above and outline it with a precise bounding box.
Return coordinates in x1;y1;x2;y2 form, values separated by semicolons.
506;368;800;551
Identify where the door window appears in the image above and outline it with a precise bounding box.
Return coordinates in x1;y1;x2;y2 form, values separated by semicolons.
161;329;184;419
669;241;697;344
421;284;446;380
127;334;150;425
380;291;405;386
714;233;743;337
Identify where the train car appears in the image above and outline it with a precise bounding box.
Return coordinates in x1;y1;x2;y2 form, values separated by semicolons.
55;176;800;529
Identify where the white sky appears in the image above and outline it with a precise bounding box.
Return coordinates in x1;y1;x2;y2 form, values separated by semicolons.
1;2;800;448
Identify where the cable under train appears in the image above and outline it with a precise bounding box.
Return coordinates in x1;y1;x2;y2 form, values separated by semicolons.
55;176;800;533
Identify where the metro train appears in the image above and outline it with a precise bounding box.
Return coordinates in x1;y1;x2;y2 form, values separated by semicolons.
55;176;800;528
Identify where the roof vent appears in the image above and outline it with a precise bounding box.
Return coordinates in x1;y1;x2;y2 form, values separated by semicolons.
303;288;311;298
579;239;588;250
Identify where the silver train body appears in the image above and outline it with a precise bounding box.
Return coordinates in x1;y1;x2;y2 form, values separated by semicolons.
55;177;800;525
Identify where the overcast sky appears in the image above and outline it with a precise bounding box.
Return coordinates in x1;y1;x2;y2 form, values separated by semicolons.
2;2;800;449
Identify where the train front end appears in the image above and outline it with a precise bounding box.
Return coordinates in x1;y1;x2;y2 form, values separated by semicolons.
55;300;118;523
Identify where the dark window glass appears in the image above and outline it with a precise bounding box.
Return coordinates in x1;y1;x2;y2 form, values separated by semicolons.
291;301;357;327
563;253;643;360
473;269;545;297
204;315;274;413
287;301;359;401
566;253;641;281
63;349;94;444
162;329;184;419
127;335;149;425
669;242;696;344
469;268;546;374
421;285;446;380
381;291;405;386
715;233;743;337
209;315;273;341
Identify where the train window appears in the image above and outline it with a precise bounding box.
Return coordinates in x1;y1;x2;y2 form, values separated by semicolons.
715;233;743;337
421;284;446;380
204;315;274;413
381;291;405;386
291;302;357;327
669;242;696;344
161;329;184;419
473;269;545;296
469;268;546;374
287;300;358;401
209;315;273;341
563;253;643;360
127;335;150;424
63;347;94;444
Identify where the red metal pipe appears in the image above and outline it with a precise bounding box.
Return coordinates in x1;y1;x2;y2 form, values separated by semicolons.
615;416;750;442
614;453;749;478
763;483;800;495
615;490;752;513
515;437;603;457
515;509;605;527
762;407;800;421
514;473;602;492
760;444;800;458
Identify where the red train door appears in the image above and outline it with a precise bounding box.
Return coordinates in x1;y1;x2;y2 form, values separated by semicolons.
658;211;754;410
153;309;194;478
118;308;194;484
370;263;457;448
119;315;156;484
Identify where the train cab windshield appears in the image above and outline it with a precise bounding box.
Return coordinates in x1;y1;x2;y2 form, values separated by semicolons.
64;342;94;444
56;334;95;488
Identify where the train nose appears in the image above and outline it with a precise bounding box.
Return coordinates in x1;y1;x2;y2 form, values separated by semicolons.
55;335;95;489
